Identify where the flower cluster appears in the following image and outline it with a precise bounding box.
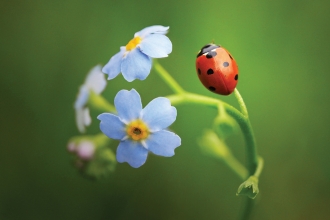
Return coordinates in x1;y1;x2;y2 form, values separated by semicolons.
67;134;116;179
69;22;263;215
67;140;95;160
72;25;180;169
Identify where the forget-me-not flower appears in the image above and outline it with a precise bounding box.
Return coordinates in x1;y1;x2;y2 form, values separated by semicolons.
97;89;181;168
102;25;172;82
75;65;107;133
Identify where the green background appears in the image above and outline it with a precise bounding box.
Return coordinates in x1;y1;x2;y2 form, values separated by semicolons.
1;0;330;219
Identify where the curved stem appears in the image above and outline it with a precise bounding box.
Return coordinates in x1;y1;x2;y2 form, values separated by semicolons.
154;61;259;173
235;116;258;175
254;157;264;178
232;89;258;175
167;92;245;120
234;89;248;117
167;92;259;175
154;60;261;220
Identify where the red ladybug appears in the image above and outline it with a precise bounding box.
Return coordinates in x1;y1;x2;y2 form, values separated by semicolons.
196;44;239;95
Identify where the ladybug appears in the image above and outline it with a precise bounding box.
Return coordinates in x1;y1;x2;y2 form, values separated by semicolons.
196;44;239;95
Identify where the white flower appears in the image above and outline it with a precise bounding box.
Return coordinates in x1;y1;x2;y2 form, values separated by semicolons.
74;65;106;133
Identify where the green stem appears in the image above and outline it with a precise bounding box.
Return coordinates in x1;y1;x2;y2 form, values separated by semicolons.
154;59;261;220
199;129;248;180
254;157;264;178
239;158;263;220
153;59;185;94
167;93;244;119
224;154;249;180
93;133;111;148
240;198;254;220
155;62;259;174
232;89;258;176
234;89;248;117
88;91;116;113
236;117;258;175
167;92;259;176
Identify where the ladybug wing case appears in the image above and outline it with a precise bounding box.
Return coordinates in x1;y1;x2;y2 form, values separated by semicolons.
196;45;238;95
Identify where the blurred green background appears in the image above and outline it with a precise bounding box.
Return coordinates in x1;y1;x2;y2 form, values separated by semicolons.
1;0;330;219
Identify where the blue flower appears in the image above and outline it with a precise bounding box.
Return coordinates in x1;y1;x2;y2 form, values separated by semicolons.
97;89;181;168
75;65;107;133
102;25;172;82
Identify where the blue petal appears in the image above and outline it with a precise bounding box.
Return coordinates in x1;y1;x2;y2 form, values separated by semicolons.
134;25;169;38
97;113;126;140
145;130;181;157
121;48;152;82
139;34;172;58
102;47;126;80
114;89;142;123
141;97;177;132
116;140;149;168
74;86;89;109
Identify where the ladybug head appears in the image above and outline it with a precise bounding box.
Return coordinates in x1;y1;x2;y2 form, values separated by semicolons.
197;44;220;58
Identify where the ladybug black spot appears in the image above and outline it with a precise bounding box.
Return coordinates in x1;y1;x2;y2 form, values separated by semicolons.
209;86;216;91
207;69;214;75
223;62;229;67
197;44;220;57
235;74;238;80
229;54;233;60
206;51;217;59
198;68;201;74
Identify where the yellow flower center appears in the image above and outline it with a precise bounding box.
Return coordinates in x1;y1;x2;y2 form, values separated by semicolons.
125;36;142;51
126;119;149;141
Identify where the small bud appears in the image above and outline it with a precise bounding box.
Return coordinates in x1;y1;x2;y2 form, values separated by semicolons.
76;141;95;160
67;134;116;179
236;176;259;199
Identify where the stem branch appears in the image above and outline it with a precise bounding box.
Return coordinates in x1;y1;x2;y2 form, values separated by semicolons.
154;61;261;220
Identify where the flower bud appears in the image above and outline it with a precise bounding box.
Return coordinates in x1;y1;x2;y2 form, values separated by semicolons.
67;134;116;179
76;141;95;160
236;176;259;199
